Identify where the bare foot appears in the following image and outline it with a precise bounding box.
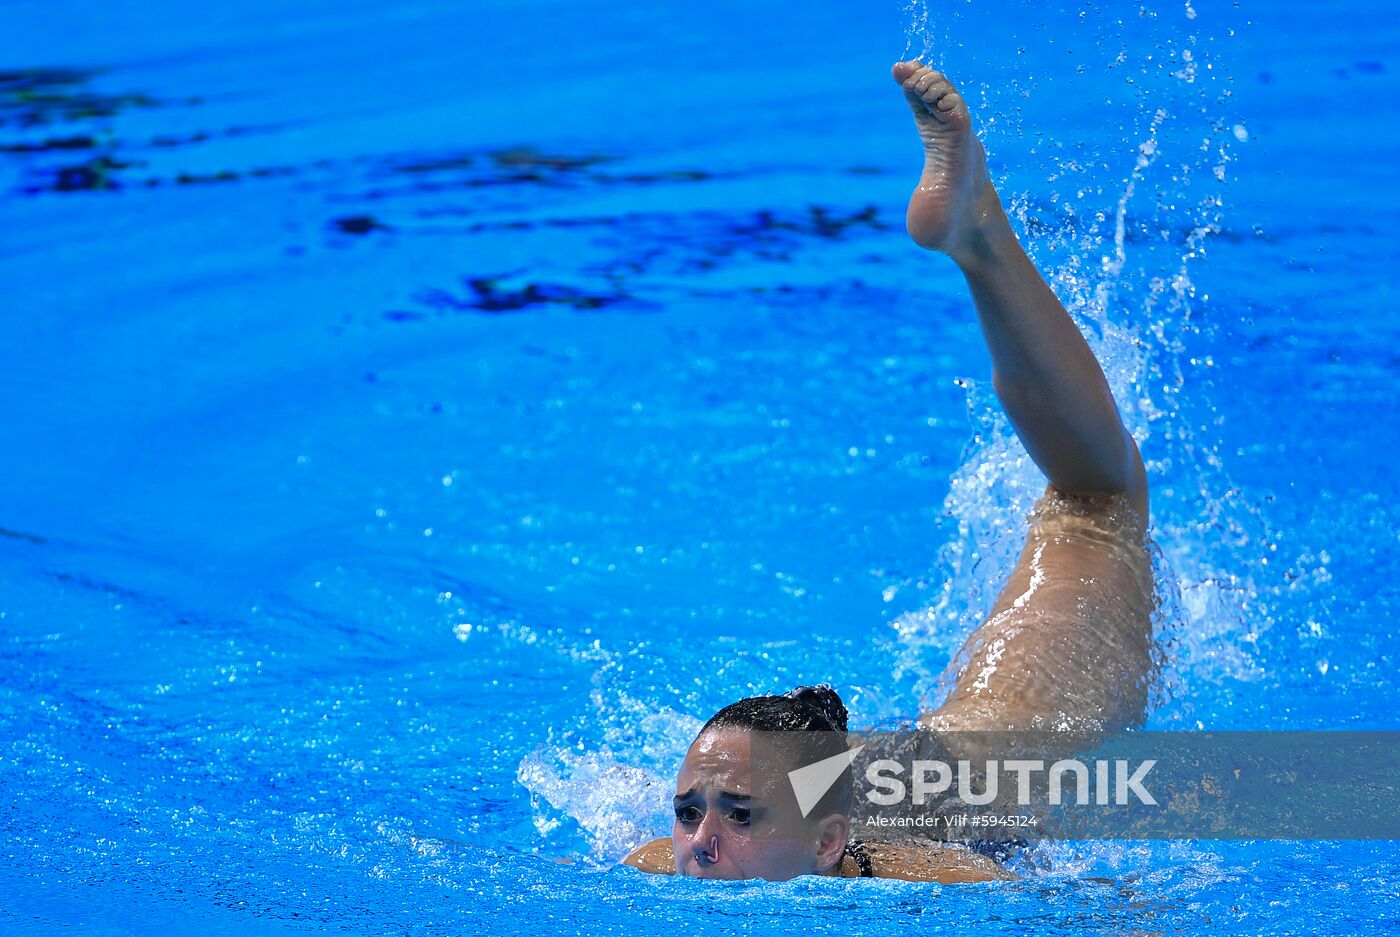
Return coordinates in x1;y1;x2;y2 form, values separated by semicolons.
891;61;997;256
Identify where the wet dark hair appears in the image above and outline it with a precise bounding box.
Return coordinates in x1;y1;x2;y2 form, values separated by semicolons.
698;684;852;818
702;684;849;735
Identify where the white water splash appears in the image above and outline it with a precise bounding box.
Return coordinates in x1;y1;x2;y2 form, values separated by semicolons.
517;744;674;862
901;0;934;63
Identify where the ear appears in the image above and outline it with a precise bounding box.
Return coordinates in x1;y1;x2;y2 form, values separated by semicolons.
812;812;851;873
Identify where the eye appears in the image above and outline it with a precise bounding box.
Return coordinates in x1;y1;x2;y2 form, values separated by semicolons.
728;807;750;825
674;805;702;825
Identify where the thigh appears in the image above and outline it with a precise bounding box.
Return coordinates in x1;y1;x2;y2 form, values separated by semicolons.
921;490;1157;733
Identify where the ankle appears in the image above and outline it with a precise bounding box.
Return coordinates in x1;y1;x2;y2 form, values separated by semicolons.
947;185;1014;271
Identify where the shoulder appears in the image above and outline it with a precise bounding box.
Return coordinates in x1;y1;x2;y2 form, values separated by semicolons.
863;842;1015;884
622;837;675;875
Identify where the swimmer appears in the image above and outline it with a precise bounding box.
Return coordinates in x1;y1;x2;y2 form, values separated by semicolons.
623;61;1156;882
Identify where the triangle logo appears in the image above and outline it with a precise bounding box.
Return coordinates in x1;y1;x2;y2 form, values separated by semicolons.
787;745;865;818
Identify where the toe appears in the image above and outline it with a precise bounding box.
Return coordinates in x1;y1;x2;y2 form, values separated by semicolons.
915;69;944;89
933;89;971;125
892;60;922;82
919;79;952;103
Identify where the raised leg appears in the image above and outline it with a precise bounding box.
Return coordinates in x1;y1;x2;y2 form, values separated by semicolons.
892;61;1156;733
894;60;1146;513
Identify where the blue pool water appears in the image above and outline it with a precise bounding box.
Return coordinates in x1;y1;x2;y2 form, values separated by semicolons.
2;0;1397;932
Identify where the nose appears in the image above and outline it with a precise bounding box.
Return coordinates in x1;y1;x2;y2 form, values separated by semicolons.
692;834;720;866
690;817;721;865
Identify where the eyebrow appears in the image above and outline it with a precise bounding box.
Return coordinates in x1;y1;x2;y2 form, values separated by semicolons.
673;789;752;805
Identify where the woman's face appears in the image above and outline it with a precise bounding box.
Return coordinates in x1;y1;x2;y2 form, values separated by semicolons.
671;727;848;881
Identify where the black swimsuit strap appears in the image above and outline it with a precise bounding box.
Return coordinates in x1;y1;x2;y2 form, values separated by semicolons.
845;838;875;878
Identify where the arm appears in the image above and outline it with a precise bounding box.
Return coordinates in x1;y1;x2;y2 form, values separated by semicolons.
865;843;1015;883
621;837;675;875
